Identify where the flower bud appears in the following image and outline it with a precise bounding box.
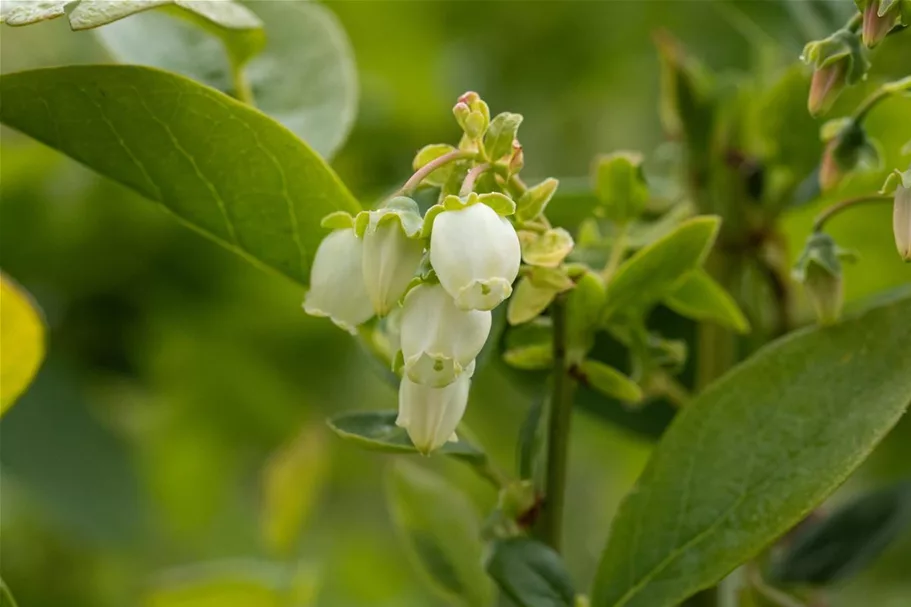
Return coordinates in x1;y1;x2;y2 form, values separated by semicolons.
400;283;491;387
857;0;901;47
818;119;878;192
453;102;471;129
396;360;474;454
303;228;374;334
362;206;425;317
893;183;911;261
508;141;525;175
802;30;869;116
430;202;522;310
792;233;845;325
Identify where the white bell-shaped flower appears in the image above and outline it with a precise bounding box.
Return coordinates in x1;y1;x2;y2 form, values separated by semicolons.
303;228;374;334
397;361;475;454
400;283;491;387
430;202;521;310
894;184;911;261
362;213;425;316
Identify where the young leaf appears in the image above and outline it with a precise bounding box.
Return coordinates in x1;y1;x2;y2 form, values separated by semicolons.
769;481;911;586
95;1;357;158
0;66;360;287
485;112;523;161
591;294;911;607
602;217;720;322
508;277;559;326
594;151;649;223
576;360;643;404
485;537;576;607
503;319;554;371
327;410;486;464
387;461;493;607
664;270;750;334
0;273;45;416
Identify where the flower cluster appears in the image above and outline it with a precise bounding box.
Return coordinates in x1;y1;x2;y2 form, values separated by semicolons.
304;186;522;454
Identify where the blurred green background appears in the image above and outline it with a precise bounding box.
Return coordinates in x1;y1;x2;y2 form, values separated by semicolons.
1;1;910;606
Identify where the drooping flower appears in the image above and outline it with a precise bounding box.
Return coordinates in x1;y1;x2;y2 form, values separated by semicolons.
397;361;474;454
303;228;374;334
430;201;521;311
399;283;491;388
361;199;425;316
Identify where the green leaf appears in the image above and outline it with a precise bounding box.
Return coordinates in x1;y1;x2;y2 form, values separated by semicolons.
484;112;523;161
601;216;720;322
0;66;360;287
503;319;554;371
591;294;911;607
0;273;45;416
261;425;329;557
577;360;643;404
770;481;911;586
485;537;576;607
565;271;606;364
94;1;356;158
516;178;559;224
1;576;20;607
145;559;318;607
664;270;750;334
387;461;493;607
327;410;486;464
508;277;559;326
594;151;649;223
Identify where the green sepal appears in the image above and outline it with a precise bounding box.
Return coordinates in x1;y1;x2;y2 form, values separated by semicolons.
516;178;559;223
320;210;356;230
880;165;911;194
484;112;523;161
802;29;868;84
520;228;575;268
421;204;447;238
507;277;560;326
478;192;517;216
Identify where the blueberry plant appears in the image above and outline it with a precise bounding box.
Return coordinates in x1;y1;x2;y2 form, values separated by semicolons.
1;1;910;607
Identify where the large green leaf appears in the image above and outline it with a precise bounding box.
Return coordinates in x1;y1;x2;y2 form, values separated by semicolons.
601;217;719;322
0;65;360;286
485;537;576;607
0;273;45;415
94;0;357;158
386;461;493;607
591;294;911;607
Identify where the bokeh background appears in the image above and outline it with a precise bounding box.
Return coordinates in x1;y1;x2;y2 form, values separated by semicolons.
2;1;910;606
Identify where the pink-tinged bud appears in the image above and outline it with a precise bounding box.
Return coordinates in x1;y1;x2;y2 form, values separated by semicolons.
862;0;898;48
819;139;843;192
452;102;470;128
458;91;480;105
808;60;848;116
894;185;911;261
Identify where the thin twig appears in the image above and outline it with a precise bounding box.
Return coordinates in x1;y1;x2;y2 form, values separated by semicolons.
459;163;492;197
812;194;892;232
398;150;475;196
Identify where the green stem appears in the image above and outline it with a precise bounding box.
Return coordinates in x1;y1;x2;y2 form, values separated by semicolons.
537;294;576;552
812;194;892;232
469;458;510;490
231;62;255;105
747;565;807;607
399;150;475;196
853;76;911;123
602;223;629;282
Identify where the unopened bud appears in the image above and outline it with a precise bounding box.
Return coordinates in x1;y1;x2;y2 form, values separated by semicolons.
453;102;470;129
464;111;488;139
793;233;845;325
508;141;524;175
858;0;901;47
818;119;878;192
809;60;848;116
802;30;869;117
883;167;911;261
894;184;911;261
458;91;480;106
